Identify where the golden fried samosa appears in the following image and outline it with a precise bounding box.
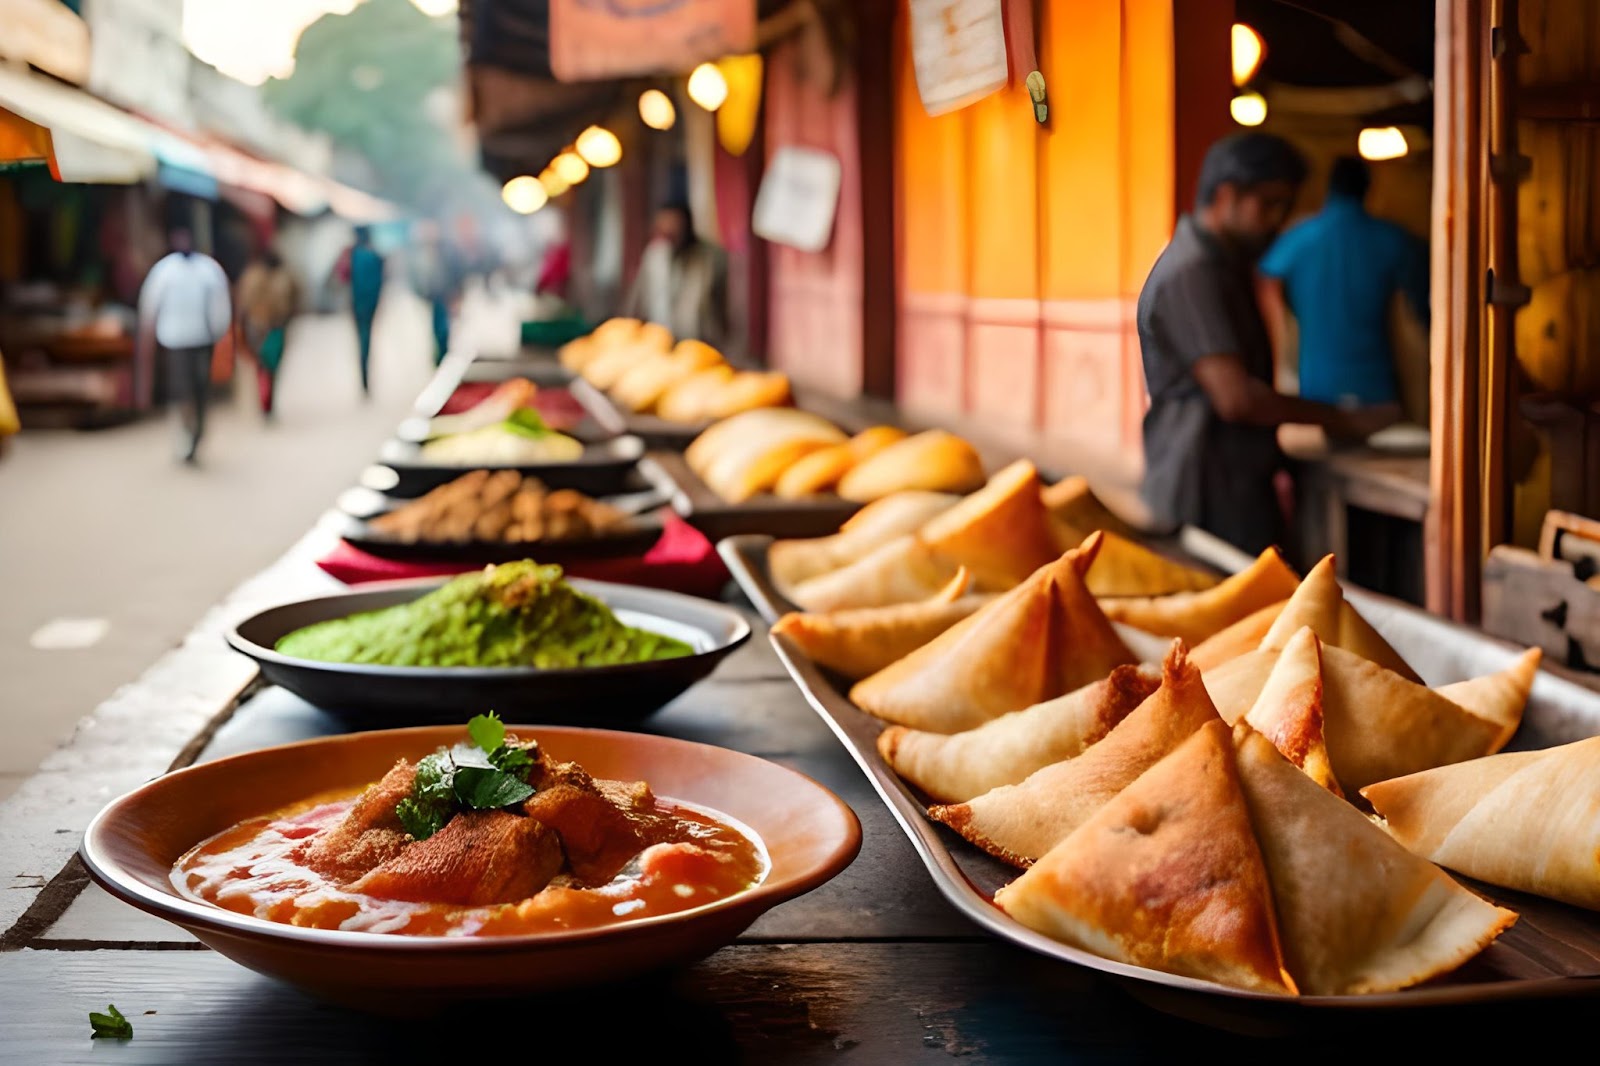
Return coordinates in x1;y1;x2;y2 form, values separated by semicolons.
849;537;1134;734
1259;556;1419;682
1241;627;1341;796
768;490;960;593
1234;727;1516;994
788;534;960;613
1361;736;1600;909
918;459;1060;592
929;641;1219;866
1433;647;1540;752
772;570;986;680
1189;600;1285;672
877;665;1159;803
1099;547;1300;645
1082;531;1219;598
996;720;1293;994
1205;643;1503;793
1040;475;1138;547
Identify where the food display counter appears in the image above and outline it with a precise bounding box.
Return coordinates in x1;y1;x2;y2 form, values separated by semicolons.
2;349;1595;1062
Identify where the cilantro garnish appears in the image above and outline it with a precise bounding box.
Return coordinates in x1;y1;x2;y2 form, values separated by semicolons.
395;714;539;840
89;1004;133;1040
501;408;553;439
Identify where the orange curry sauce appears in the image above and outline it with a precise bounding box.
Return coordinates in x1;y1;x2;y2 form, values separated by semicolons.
173;791;768;937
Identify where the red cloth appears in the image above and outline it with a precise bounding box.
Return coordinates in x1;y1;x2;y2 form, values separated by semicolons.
315;514;729;599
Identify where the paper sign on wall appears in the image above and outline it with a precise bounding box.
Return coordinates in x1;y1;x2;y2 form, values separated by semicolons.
752;146;842;254
908;0;1009;117
549;0;756;83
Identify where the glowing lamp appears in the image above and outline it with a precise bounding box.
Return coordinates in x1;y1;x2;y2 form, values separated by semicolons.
552;151;589;185
687;62;729;111
575;125;622;168
1232;24;1265;86
1230;91;1267;127
501;175;548;215
639;89;676;130
1358;127;1409;161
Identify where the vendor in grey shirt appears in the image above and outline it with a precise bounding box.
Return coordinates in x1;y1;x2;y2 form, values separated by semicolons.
1137;132;1400;554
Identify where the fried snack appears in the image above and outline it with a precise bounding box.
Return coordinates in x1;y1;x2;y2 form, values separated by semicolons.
850;537;1135;734
877;665;1159;804
788;535;961;612
1362;735;1600;909
589;317;643;347
1189;600;1285;672
368;472;625;545
582;344;659;390
558;335;599;372
848;425;908;457
995;721;1294;995
704;370;792;420
672;338;725;370
836;429;985;502
930;641;1220;866
773;442;858;499
1203;643;1505;793
1432;647;1541;751
612;354;708;414
768;491;960;592
1040;475;1138;547
1234;727;1516;994
656;365;737;423
913;459;1061;592
1083;531;1219;598
771;570;985;680
1099;547;1300;645
1258;556;1420;681
1240;627;1341;796
688;409;847;502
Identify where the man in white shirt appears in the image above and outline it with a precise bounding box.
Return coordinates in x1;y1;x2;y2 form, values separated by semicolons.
138;228;232;463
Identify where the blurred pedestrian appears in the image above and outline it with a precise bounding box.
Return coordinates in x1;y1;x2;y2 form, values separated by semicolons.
236;248;298;417
137;227;232;463
345;226;384;395
1258;156;1430;408
1136;134;1398;553
624;199;726;345
408;221;457;365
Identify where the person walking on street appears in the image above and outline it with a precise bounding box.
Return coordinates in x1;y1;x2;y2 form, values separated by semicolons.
624;200;727;347
236;248;298;417
137;227;232;464
1135;134;1399;554
407;222;457;366
346;226;384;395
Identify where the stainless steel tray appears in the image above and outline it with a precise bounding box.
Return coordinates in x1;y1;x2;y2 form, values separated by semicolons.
719;534;1600;1024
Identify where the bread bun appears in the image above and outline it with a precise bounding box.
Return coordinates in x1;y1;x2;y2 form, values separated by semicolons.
773;442;858;498
704;371;792;419
837;430;985;502
657;365;736;423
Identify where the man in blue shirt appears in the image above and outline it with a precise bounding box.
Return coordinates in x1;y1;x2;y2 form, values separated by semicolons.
1258;157;1429;407
346;226;385;397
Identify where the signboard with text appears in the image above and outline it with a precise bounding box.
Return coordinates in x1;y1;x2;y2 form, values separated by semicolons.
908;0;1009;116
752;146;842;254
549;0;756;83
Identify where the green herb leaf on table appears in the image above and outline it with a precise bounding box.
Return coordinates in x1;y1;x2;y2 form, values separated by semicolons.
467;712;506;755
453;765;536;809
90;1004;133;1040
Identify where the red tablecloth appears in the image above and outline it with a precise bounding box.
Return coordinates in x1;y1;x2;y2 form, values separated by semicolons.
316;515;729;599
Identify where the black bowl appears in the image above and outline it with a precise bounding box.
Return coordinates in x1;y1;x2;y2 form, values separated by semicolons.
372;434;646;497
225;577;751;727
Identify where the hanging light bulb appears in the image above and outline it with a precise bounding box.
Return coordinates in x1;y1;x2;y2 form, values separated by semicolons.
1232;24;1265;87
552;151;589;185
575;125;622;168
638;89;676;131
501;175;548;215
687;62;729;111
1230;91;1268;127
539;168;570;198
1358;127;1409;160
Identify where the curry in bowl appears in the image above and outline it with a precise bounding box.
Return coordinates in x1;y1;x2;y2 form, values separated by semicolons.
172;715;767;937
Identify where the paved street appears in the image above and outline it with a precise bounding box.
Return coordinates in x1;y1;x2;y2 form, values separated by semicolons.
0;285;498;800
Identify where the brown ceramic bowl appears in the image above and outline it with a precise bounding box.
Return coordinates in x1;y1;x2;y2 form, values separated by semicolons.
80;725;861;1011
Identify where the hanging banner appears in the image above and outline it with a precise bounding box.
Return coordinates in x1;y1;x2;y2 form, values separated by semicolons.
549;0;757;83
908;0;1009;117
752;146;841;254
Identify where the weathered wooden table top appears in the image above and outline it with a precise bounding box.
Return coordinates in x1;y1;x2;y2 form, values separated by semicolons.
1;506;1590;1062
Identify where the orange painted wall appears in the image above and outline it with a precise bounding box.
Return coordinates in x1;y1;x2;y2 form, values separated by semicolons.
894;0;1230;478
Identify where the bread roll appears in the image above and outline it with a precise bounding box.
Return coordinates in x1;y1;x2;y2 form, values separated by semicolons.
837;430;985;502
705;371;792;419
657;365;736;423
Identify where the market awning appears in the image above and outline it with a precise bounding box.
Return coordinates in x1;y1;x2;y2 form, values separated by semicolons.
0;62;155;183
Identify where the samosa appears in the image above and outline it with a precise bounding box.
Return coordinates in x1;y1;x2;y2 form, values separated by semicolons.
1241;627;1342;796
929;641;1219;866
1234;726;1516;994
849;535;1134;734
1362;735;1600;910
1432;647;1541;752
788;535;960;612
1258;556;1420;681
1081;531;1219;598
1099;547;1300;645
1189;600;1285;672
918;459;1061;591
768;490;959;593
995;720;1293;995
1040;475;1137;546
877;665;1159;803
772;570;989;680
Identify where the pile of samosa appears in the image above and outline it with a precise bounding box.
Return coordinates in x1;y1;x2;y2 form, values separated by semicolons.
766;460;1598;996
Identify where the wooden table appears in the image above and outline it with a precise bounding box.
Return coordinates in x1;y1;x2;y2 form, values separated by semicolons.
0;430;1584;1062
